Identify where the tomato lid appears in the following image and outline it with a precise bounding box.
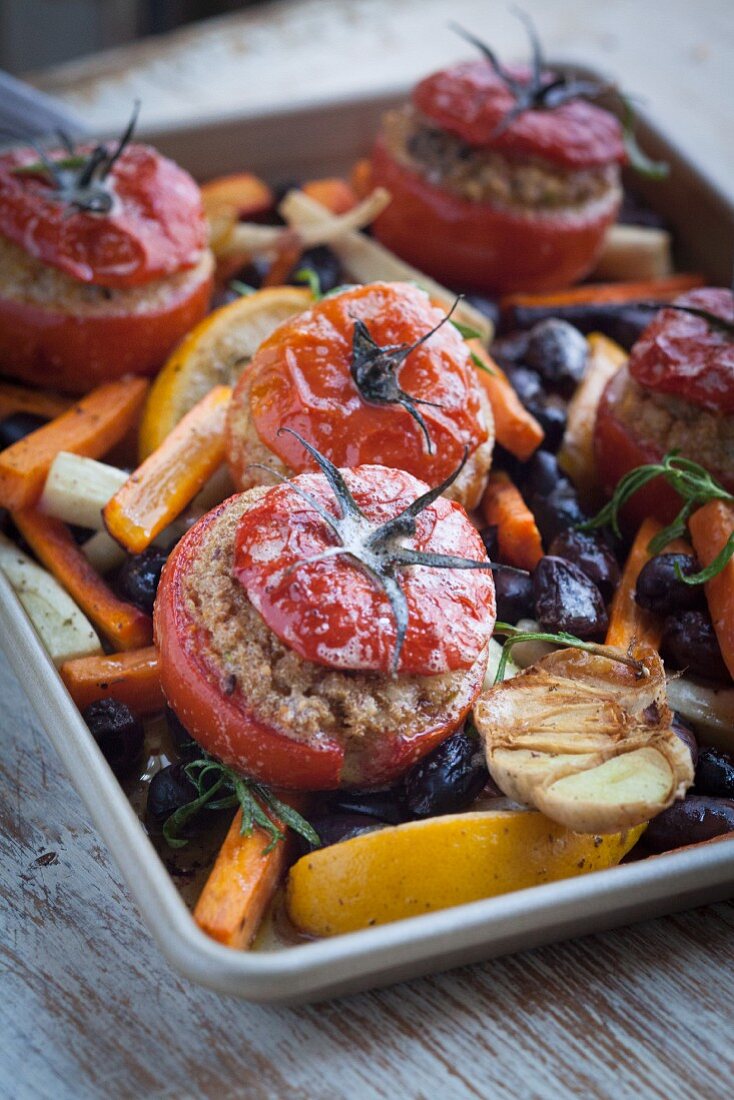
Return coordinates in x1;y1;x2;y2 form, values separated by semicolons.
0;141;207;288
234;459;496;677
246;282;489;489
629;288;734;413
413;60;625;169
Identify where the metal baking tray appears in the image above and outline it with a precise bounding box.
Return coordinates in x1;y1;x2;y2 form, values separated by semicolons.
2;83;734;1004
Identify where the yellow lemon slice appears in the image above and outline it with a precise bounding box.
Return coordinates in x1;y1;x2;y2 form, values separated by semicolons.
138;286;311;458
286;809;645;937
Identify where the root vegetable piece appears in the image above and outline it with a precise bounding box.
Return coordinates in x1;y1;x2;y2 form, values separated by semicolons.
591;224;673;282
0;382;71;422
480;470;543;570
39;452;127;529
59;647;162;713
473;644;694;833
470;343;544;460
302;178;358;215
688;500;734;681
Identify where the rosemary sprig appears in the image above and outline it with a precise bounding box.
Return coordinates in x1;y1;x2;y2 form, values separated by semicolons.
162;755;321;853
581;452;734;582
620;98;669;179
492;621;647;684
294;267;322;299
229;279;257;297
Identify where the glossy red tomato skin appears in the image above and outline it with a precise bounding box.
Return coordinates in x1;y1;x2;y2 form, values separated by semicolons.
413;61;625;168
369;136;620;293
242;281;489;485
234;465;496;677
0;262;213;393
155;496;489;790
0;144;207;288
628;289;734;413
154;501;345;789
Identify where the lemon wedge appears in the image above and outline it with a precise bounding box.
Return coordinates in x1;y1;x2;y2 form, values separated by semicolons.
286;809;644;936
138;286;311;457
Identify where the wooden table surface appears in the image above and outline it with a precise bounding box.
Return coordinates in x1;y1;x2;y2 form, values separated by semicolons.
4;1;734;1097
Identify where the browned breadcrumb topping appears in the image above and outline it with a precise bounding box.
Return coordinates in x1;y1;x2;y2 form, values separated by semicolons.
615;368;734;479
382;105;621;211
182;491;485;783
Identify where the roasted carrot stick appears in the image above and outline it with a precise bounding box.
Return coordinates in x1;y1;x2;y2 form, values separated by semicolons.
500;273;705;316
200;172;273;219
103;385;231;554
469;342;544;461
0;382;72;422
0;377;148;512
605;517;690;650
481;471;543;571
13;509;152;650
194;798;306;948
60;647;163;714
689;500;734;680
302;177;358;215
261;231;304;288
350;158;372;199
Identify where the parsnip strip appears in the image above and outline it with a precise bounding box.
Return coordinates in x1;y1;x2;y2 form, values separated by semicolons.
39;452;128;530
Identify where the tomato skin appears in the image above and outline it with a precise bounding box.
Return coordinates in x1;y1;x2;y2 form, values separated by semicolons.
414;62;625;168
0;144;207;288
234;465;496;677
369;137;620;294
629;289;734;413
154;501;345;789
155;496;489;789
0;261;213;394
238;281;490;488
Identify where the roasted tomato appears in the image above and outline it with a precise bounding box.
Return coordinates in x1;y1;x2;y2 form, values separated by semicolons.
0;117;212;392
369;28;625;293
595;289;734;526
155;461;495;789
226;282;493;510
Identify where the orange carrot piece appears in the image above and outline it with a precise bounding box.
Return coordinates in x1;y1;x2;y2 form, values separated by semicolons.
500;273;705;315
0;377;148;512
60;647;162;714
261;230;304;288
481;471;543;571
470;342;544;461
350;158;372;199
103;385;231;554
12;509;152;650
302;177;358;215
689;500;734;680
194;797;306;949
0;382;72;422
605;517;690;650
200;172;273;219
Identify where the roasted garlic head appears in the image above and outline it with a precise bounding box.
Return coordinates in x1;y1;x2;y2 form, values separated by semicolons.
473;645;694;834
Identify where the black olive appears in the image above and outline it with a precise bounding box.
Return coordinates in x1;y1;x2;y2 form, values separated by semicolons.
671;711;698;768
549;529;621;600
525;318;588;389
0;412;48;449
298;813;385;855
325;788;404;825
642;795;734;854
533;555;608;637
479;524;499;560
662;610;729;681
489;443;525;485
147;763;200;832
503;364;544;407
525;395;567;452
619;190;669;230
116;546;169;614
288;245;343;295
635;553;704;616
403;726;488;819
462;293;500;328
528;482;586;545
490;330;530;364
165;706;198;761
494;569;535;623
229;254;271;293
82;698;144;778
695;747;734;799
521;449;562;498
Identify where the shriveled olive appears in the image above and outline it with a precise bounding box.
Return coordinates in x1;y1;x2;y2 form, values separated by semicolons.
494;569;535;623
671;711;698;768
528;483;586;545
403;726;488;819
662;610;729;681
82;698;144;778
325;788;404;825
490;329;529;364
479;524;499;560
533;555;608;637
695;747;734;799
288;245;343;294
643;795;734;854
165;706;198;761
521;449;560;498
147;763;200;832
525;395;567;452
635;553;704;616
117;546;169;614
504;364;544;406
300;814;385;854
525;318;588;388
549;529;620;600
463;293;500;328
